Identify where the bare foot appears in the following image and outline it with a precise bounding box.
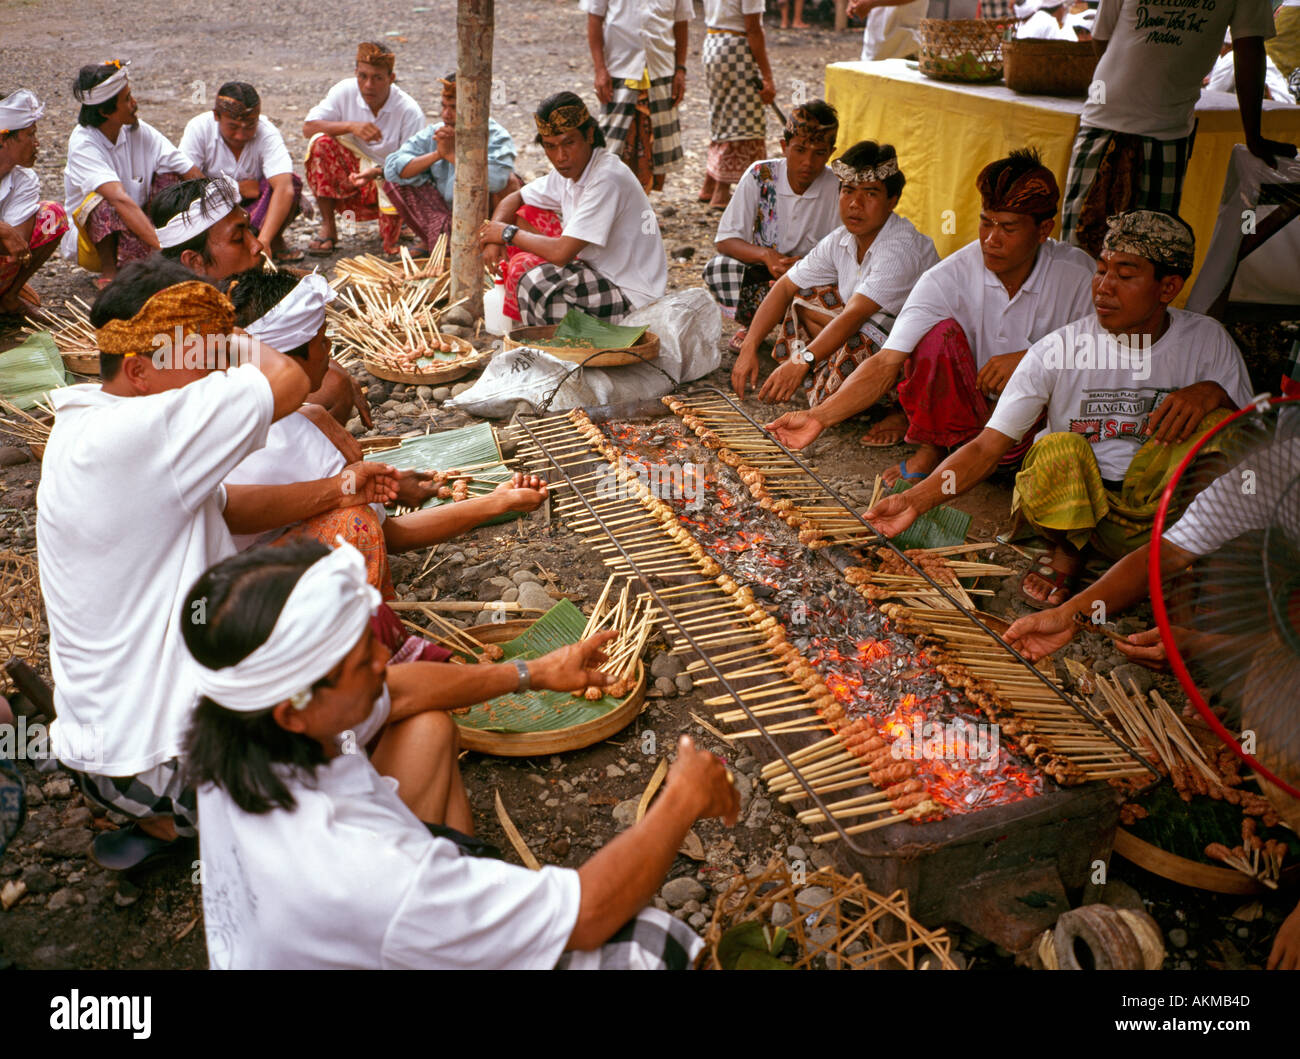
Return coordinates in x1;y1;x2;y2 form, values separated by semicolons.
792;19;810;27
860;410;909;446
881;443;944;486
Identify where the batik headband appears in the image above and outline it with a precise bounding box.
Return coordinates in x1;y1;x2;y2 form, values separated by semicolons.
784;110;838;149
73;60;130;106
535;102;592;137
439;77;456;99
189;543;381;713
976;156;1059;217
831;156;900;186
156;175;240;249
214;94;258;120
96;281;234;356
244;272;336;353
1103;210;1195;272
0;90;45;135
356;42;395;73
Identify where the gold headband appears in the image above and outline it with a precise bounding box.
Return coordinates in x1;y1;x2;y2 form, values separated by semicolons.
535;103;591;138
356;42;395;73
96;281;235;357
214;94;257;120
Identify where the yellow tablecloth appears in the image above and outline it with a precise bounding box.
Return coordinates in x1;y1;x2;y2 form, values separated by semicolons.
825;60;1300;298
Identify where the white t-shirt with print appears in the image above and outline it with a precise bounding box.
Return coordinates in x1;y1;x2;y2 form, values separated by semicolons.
715;158;840;257
986;308;1254;480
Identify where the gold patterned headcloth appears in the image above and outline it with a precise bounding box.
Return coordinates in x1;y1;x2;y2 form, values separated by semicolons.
976;153;1059;218
783;106;838;150
439;77;456;100
1103;210;1195;273
96;281;235;357
831;156;900;187
356;42;395;73
214;94;257;120
535;102;592;137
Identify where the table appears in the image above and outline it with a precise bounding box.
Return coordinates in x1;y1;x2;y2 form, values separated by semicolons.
824;59;1300;297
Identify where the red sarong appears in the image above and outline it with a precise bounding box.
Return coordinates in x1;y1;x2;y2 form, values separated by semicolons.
0;201;67;296
502;204;563;321
304;135;402;253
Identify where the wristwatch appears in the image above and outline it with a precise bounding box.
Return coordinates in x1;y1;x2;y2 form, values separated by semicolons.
801;348;815;364
502;224;519;247
511;657;531;692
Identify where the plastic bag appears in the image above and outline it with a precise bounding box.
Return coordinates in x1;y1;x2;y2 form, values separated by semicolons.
446;288;722;418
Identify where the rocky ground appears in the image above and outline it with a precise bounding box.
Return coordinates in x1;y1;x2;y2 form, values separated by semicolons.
1;0;1295;970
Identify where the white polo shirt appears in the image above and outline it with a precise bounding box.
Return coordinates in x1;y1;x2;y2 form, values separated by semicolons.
0;166;40;227
304;80;426;163
715;158;840;258
520;146;668;309
785;212;940;337
705;0;764;32
36;365;275;775
61;120;193;258
179;112;295;184
582;0;694;80
198;739;582;969
885;238;1096;369
987;309;1254;480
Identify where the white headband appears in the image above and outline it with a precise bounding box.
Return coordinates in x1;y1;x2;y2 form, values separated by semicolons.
831;156;900;186
156;175;240;249
74;62;130;106
0;90;45;134
189;543;380;713
244;272;336;352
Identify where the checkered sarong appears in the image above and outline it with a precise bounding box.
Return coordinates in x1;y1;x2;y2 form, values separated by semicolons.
555;907;703;970
1060;124;1195;255
71;757;198;837
516;260;633;325
704;31;765;143
602;75;684;177
703;254;746;308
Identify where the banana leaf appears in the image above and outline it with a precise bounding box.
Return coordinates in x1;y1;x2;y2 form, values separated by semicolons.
372;422;518;523
552;309;647;350
888;479;972;551
0;332;69;410
454;599;629;734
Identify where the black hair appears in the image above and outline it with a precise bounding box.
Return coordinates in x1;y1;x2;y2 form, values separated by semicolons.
534;91;606;149
181;540;334;815
782;99;839;143
148;177;239;262
837;140;905;199
981;147;1057;224
89;257;215;380
74;64;125;127
226;267;312;359
215;81;260;110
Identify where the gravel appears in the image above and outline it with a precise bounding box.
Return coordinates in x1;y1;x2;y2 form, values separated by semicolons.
661;876;707;908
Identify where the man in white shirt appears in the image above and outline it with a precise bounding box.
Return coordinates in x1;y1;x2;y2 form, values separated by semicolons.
61;61;202;285
850;0;929;61
866;210;1252;606
732;140;939;409
34;257;331;869
179;81;303;264
703;102;841;346
1014;0;1076;40
479;93;668;325
1060;0;1297;256
0;89;68;315
769;149;1094;484
584;0;692;192
302;42;425;257
182;541;739;969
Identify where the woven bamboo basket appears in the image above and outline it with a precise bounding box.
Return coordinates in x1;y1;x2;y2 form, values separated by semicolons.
1002;38;1099;97
62;351;101;376
0;550;43;694
1113;827;1300;895
504;324;660;368
918;18;1013;83
362;336;487;385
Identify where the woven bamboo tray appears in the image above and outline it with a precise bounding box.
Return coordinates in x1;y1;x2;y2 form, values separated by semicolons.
1002;38;1098;97
504;324;660;368
918;18;1012;83
1114;827;1300;895
62;351;100;376
362;336;486;385
456;618;646;756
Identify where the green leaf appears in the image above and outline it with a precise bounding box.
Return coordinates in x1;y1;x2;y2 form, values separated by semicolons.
552;309;647;350
373;422;518;523
888;479;972;550
0;332;68;410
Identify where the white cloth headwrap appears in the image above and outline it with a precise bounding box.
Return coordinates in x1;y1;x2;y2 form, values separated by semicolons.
190;542;381;713
244;272;336;352
73;62;130;106
0;90;45;133
156;175;240;249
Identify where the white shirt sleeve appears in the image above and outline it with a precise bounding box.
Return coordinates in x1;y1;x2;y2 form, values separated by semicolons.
305;81;344;124
178;115;208;172
66;136;122;196
519;171;563;214
162;363;276;512
742;0;765;13
715;168;757;244
583;0;609;15
148;123;196;176
880;264;958;354
1092;0;1119;39
1230;0;1277;40
258;119;294;179
674;0;694;19
1201;331;1255;409
784;232;839;289
559;175;620;248
855;238;930;316
984;341;1054;442
0;170;40;227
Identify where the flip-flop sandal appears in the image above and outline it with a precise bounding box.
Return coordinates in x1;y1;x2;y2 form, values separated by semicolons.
273;247;306;264
894;459;926;482
728;328;748;353
1016;560;1081;611
306;237;336;257
0;756;26;861
425;822;504;859
90;822;189;872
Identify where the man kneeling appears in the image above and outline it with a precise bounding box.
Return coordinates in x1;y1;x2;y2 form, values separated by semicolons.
183;541;738;969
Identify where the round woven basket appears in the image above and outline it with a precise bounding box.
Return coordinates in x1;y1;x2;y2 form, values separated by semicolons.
61;351;100;376
918;18;1013;83
504;324;660;368
1002;38;1099;97
361;336;486;385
